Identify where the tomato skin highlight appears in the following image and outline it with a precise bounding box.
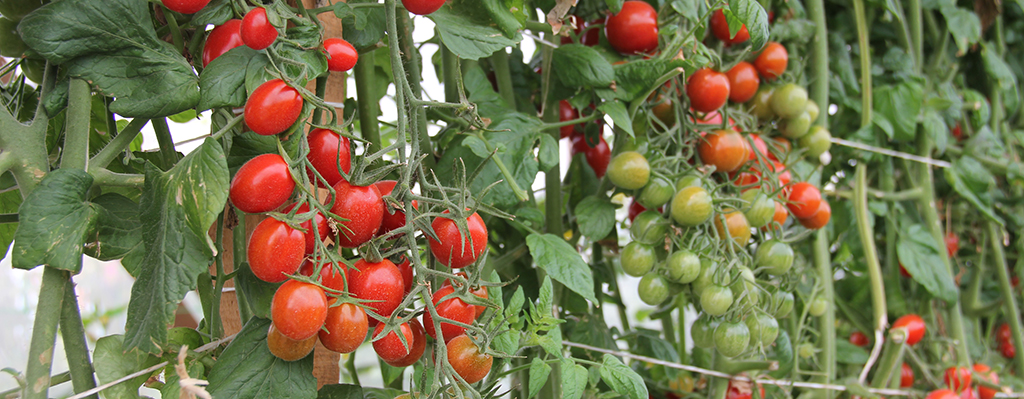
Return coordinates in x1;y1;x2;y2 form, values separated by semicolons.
385;319;426;367
428;211;488;269
324;38;358;72
319;301;368;354
163;0;210;14
306;128;351;187
402;0;446;15
372;322;415;362
710;9;750;44
446;334;493;384
891;314;926;345
900;362;915;387
754;42;788;80
348;258;405;326
202;19;245;67
786;182;822;219
699;129;750;173
605;1;659;55
248;218;306;283
230;153;294;213
687;68;731;114
240;7;277;50
570;133;611;178
726;61;760;103
330;180;385;248
267;323;316;361
282;203;328;254
423;285;476;342
271;280;328;341
244;79;303;136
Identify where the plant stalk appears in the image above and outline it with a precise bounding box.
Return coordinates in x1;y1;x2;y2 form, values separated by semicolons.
22;268;69;399
59;279;98;398
489;49;516;110
987;222;1024;372
854;164;888;335
354;50;383;152
852;0;873;127
151;118;178;170
812;230;836;398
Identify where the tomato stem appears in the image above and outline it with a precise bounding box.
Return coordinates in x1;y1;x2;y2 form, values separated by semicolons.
987;222;1024;372
89;118;149;170
22;268;69;399
354;50;383;153
810;230;836;395
854;164;887;339
851;0;872;128
867;338;905;388
152;118;179;169
489;49;516;110
59;277;99;397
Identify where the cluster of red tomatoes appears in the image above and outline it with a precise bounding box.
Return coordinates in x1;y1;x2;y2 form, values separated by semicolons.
926;363;1001;399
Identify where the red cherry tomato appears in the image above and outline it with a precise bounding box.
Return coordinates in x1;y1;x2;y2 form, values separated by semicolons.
951;123;964;141
559;100;581;139
687;68;731;114
768;201;788;228
961;389;978;399
726;62;760;103
244;78;303;136
401;0;446;15
945;232;960;258
570;133;611;178
229;153;294;214
395;254;414;294
943;366;972;392
699;129;750;173
798;200;831;230
385;319;426;367
628;198;648;222
926;389;961;399
319;301;368;354
423;285;476;342
900;363;915;387
786;182;822;219
375;180;419;236
604;1;659;55
282;203;327;254
446;334;493;384
202;20;244;67
329;180;384;248
972;364;998;399
753;42;788;80
429;211;488;269
324;38;358;72
725;379;764;399
267;323;316;361
1000;340;1017;359
306;128;351;187
710;9;750;45
443;272;489;318
298;259;348;292
240;7;277;50
849;331;870;347
372;321;415;362
560;15;602;46
271;280;328;340
748;134;769;161
348;258;404;325
248;218;305;283
900;263;912;278
891;314;926;346
997;323;1012;343
162;0;210;14
768;136;791;161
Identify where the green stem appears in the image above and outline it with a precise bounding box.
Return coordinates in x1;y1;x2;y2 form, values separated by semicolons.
233;214;252;324
811;230;835;398
164;10;185;55
943;146;1008;175
90;118;149;169
0;371;71;398
541;31;563;237
854;165;887;332
489;50;516;110
395;12;433;170
440;41;459;103
62;79;92;171
211;215;226;339
310;76;328;126
60;278;98;398
353;50;383;151
473;132;528;202
908;0;923;72
807;0;829;126
868;339;905;388
151;118;178;170
987;222;1024;372
22;268;69;399
852;0;873;128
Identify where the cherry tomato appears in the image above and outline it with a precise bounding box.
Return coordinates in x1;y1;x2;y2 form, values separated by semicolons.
348;258;404;325
901;363;915;387
710;9;750;45
324;38;358;72
638;273;671;305
372;322;415;363
951;123;964;141
779;111;812;139
631;209;669;245
248;218;305;283
330;180;384;248
740;190;775;228
665;250;701;284
319;301;368;354
699;129;750;173
163;0;209;14
786;182;822;219
561;15;603;46
749;87;776;120
671;186;713;226
442;272;489;317
756;313;780;345
805;100;821;121
652;100;677;131
240;7;277;50
701;284;734;316
714;319;750;358
772;290;795;318
808;296;829;317
637;176;675;209
715;209;751;246
446;334;493;384
945;232;960;258
386;319;426;367
244;78;303;136
306;128;351;187
202;20;244;67
621;241;656;277
767;201;788;228
849;331;870;347
726;62;759;103
298;259;348;292
770;83;808;119
271;280;328;340
891;314;926;346
282;203;328;254
571;133;611;178
402;0;446;15
997;323;1012;343
972;364;998;399
428;211;488;269
755;239;794;275
267;323;316;361
943;366;972;392
1000;340;1016;359
798;125;832;157
798;200;831;230
726;379;764;399
605;1;659;55
395;254;414;294
230;153;294;213
687;68;731;114
961;389;978;399
926;389;961;399
753;41;788;80
559;100;581;139
375;180;419;236
691;315;720;349
769;137;792;162
628;198;648;222
607;151;651;189
748;134;769;160
423;285;476;342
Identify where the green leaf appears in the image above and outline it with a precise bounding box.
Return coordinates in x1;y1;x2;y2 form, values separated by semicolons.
12;169;98;272
482;0;523;37
598;100;634;137
873;82;924;141
835;339;869;364
922;109;948;154
897;223;959;303
606;0;625;13
944;157;1003;225
728;0;770;50
20;0;199;118
614;59;689;102
528;357;553;398
86;193;142;262
599;354;649;399
122;139;229;354
526;234;598;304
462;135;492;158
235;263;280;319
94;334;160;399
429;1;522;60
574;196;616;240
199;46;258;111
341;0;386;49
939;5;981;56
538;133;559;171
561;359;588;399
0;188;21;258
274;39;329;85
332;2;355;19
982;45;1019;100
552;44;615;88
317;384;363;399
192;0;233;26
768;330;794;379
207;318;317;398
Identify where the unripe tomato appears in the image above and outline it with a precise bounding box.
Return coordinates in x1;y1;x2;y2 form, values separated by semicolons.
972;364;999;399
943;366;972;392
319;301;368;354
772;290;795;318
268;323;316;361
639;272;672;305
710;9;750;44
676;174;704;191
671;186;713;226
559;100;581;139
714;209;752;246
753;42;788;80
700;129;750;173
423;285;476;342
386;319;426;367
230;153;295;213
621;241;656;277
740;190;775;228
755;239;794;275
402;0;446;15
245;79;303;136
605;1;659;55
348;258;404;326
926;389;960;399
271;280;328;340
726;62;759;103
241;7;277;50
637;176;675;209
714;320;750;358
202;20;244;67
428;211;488;269
749;87;775;120
630;210;669;245
797;343;816;358
798;200;831;230
786;182;822;219
849;331;870;347
755;313;780;346
571;133;611;178
446;334;493;384
808;297;828;317
687;68;731;114
891;314;926;345
607;151;650;189
798;126;832;158
665;250;701;284
330;180;384;248
282;203;328;254
745;314;764;347
372;322;415;363
900;362;915;387
375;180;419;236
691;314;720;349
770;83;808;119
306;128;351;187
248;218;305;283
163;0;210;14
324;38;358;72
779;111;812;139
701;284;734;316
805;100;821;121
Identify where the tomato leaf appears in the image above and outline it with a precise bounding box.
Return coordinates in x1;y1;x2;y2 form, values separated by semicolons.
19;0;199;118
728;0;770;50
922;109;949;155
235;262;279;319
12;169;99;272
553;44;615;88
191;0;233;26
482;0;524;37
873;82;923;141
896;223;959;303
606;0;625;13
982;46;1019;103
574;196;616;240
835;339;869;364
939;5;981;56
85;193;142;262
561;359;588;399
198;46;257;111
768;330;794;379
599;354;649;399
0;188;21;259
944;157;1004;225
207;318;317;399
429;0;522;60
528;357;553;398
122;139;229;354
341;0;386;49
93;334;161;399
598;99;634;137
526;234;599;304
614;59;690;102
316;384;364;399
538;133;560;171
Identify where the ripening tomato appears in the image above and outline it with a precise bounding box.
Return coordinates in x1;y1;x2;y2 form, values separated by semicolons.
447;334;493;384
402;0;446;15
687;68;731;114
753;42;788;80
926;389;961;399
710;9;750;45
202;20;244;67
282;203;328;254
375;180;419;236
372;322;415;363
230;153;294;213
972;364;998;399
248;218;305;283
348;258;405;326
699;129;750;173
306;128;351;187
944;366;972;392
386;319;426;367
901;363;915;387
423;285;476;342
605;1;659;55
849;331;870;347
768;201;788;228
559;100;581;139
714;209;752;246
267;323;316;361
319;301;368;354
298;259;348;292
945;232;960;258
786;182;822;219
163;0;210;14
726;62;759;103
271;280;328;340
330;179;384;248
428;211;488;269
798;200;831;230
245;79;303;136
570;133;611;178
892;314;926;346
240;7;277;50
324;38;358;72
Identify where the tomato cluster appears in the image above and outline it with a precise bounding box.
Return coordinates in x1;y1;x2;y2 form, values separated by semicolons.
995;323;1017;359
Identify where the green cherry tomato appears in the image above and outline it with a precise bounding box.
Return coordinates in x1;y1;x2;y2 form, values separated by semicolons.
639;273;671;305
797;343;816;358
693;259;730;296
714;320;751;358
798;126;833;158
665;250;701;284
692;314;720;349
755;240;795;276
770;83;808;119
608;151;651;190
638;176;675;208
621;241;656;277
805;99;820;122
749;87;776;120
729;268;759;310
745;314;763;347
741;190;776;228
701;284;734;316
671;186;714;226
772;290;795;318
778;111;812;139
808;296;829;317
631;210;669;245
757;313;780;346
675;174;703;191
